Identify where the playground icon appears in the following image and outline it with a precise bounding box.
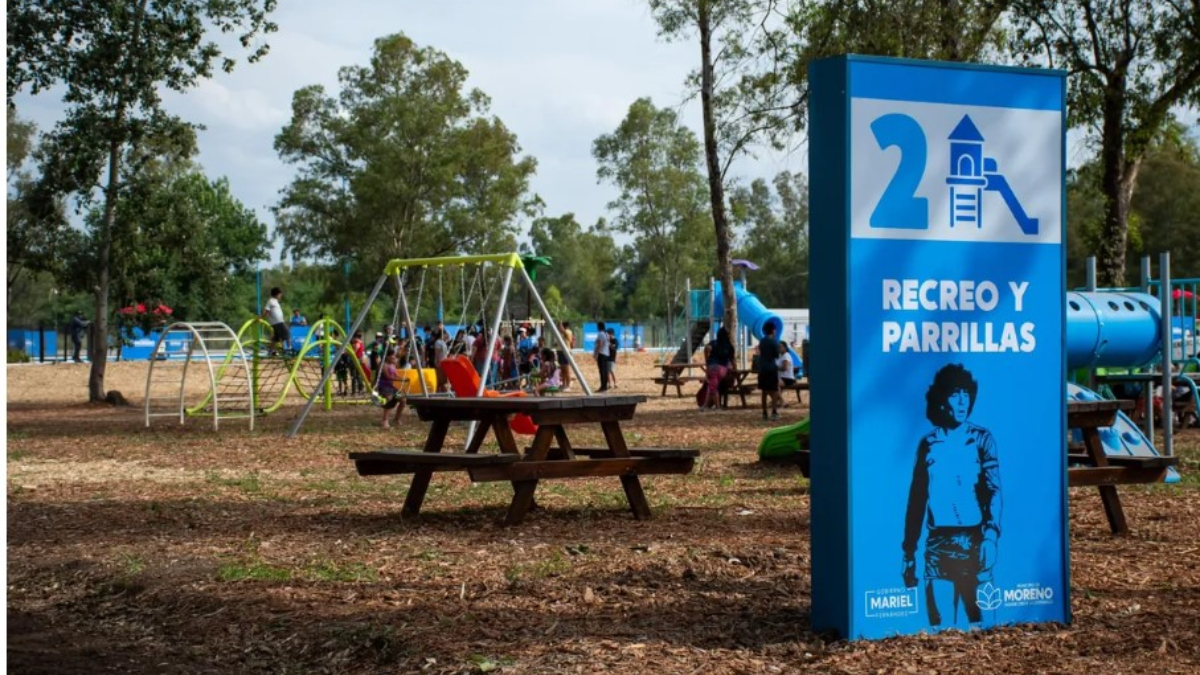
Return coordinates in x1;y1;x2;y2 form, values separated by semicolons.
946;115;1039;235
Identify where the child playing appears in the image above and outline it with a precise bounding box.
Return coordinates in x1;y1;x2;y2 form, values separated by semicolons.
534;348;562;395
757;323;783;421
378;353;406;429
777;340;796;387
350;331;367;395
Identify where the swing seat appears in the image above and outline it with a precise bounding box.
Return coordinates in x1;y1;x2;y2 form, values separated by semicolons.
441;356;538;435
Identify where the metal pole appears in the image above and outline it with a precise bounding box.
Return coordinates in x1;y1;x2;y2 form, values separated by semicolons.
1160;252;1173;457
398;271;430;398
1140;255;1151;294
464;264;515;451
1085;256;1097;291
344;260;352;330
287;272;389;437
520;266;592;396
478;265;514;397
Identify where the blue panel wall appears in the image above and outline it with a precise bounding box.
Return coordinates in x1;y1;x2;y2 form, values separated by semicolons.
809;55;1069;639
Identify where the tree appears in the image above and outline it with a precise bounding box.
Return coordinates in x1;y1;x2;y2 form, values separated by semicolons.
1012;0;1200;286
6;108;73;308
648;0;791;345
730;171;810;307
593;98;715;339
792;0;1011;64
83;161;269;327
526;214;619;320
274;34;538;281
1126;129;1200;278
8;0;276;401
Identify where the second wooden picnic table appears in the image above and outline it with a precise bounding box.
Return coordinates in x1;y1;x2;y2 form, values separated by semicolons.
350;395;698;525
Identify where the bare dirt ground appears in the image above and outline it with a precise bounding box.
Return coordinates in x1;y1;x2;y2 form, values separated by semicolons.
7;354;1200;674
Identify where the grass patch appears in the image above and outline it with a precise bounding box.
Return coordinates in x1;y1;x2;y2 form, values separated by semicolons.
505;552;570;583
117;552;147;577
306;559;378;583
207;471;262;494
218;559;293;582
8;448;27;460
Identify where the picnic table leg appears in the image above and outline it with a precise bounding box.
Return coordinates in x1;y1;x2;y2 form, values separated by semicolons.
1082;426;1129;535
551;426;576;460
661;378;669;397
402;419;450;518
464;416;494;455
601;420;652;520
505;425;557;526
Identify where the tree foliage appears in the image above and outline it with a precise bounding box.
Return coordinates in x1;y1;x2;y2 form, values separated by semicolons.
6;109;75;306
730;171;810;307
8;0;276;400
1067;126;1200;286
274;34;537;281
1012;0;1200;285
525;214;619;320
594;98;715;333
80;159;269;325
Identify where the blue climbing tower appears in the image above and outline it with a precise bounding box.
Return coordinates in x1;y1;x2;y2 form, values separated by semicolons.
946;116;987;227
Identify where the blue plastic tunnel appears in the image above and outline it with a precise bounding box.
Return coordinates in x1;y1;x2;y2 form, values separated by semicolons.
1066;292;1162;370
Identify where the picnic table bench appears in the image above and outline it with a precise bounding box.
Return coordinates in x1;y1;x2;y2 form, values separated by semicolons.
1067;399;1177;535
349;395;698;525
654;363;707;397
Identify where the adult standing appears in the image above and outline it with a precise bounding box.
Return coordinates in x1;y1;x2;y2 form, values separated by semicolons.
702;327;735;411
757;322;783;420
594;321;610;393
606;327;619;390
69;311;90;363
262;287;289;355
558;321;575;391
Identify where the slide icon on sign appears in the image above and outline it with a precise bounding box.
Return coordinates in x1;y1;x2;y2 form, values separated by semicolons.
945;115;1038;235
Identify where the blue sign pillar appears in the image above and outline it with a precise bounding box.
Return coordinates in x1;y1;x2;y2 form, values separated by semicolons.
809;56;1068;639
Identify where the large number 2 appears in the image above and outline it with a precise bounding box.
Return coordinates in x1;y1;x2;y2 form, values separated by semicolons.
869;114;929;230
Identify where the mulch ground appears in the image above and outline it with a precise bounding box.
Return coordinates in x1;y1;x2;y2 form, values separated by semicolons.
7;355;1200;674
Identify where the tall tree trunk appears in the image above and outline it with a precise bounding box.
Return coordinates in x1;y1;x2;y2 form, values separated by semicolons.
89;140;120;401
88;0;148;401
1097;79;1134;288
698;0;738;345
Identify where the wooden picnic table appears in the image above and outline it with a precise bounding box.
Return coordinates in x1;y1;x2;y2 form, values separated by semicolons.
654;363;708;397
350;395;698;525
1067;399;1178;535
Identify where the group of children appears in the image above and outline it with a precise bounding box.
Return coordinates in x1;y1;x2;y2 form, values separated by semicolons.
700;322;800;421
328;321;576;429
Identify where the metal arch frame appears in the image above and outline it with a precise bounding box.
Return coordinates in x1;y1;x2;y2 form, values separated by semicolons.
144;321;254;431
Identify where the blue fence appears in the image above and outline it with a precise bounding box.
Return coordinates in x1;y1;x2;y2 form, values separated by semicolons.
7;329;59;360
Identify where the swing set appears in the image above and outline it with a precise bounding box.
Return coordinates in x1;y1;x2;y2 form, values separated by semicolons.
286;252;591;437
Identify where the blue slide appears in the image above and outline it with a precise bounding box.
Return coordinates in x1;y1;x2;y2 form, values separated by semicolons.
712;281;803;374
985;173;1039;235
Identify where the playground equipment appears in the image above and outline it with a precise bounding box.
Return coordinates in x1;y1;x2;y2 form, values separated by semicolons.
671;277;803;375
287;253;590;438
144;322;256;431
1067;383;1180;483
144;316;396;431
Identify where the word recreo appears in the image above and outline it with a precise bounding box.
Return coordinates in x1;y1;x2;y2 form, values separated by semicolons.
881;278;1036;354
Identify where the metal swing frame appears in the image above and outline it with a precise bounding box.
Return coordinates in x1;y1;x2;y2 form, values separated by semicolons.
287;253;592;437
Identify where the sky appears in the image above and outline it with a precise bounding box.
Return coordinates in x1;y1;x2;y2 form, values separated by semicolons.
11;0;805;262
